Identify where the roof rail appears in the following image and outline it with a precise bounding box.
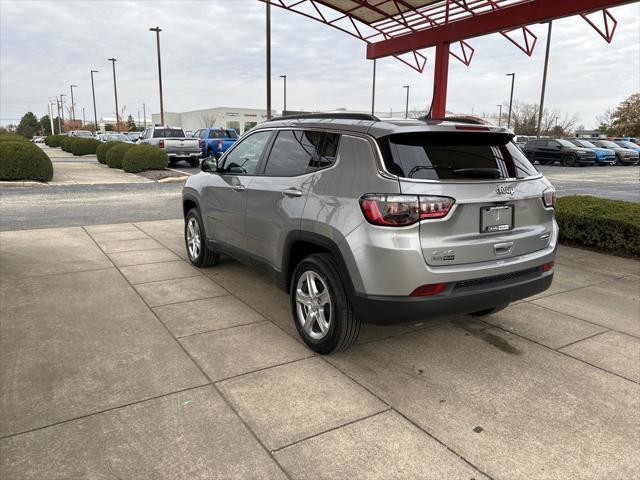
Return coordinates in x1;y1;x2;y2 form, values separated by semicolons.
420;116;489;125
265;112;380;123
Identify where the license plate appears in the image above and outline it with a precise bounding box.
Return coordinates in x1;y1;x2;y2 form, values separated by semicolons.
480;205;514;233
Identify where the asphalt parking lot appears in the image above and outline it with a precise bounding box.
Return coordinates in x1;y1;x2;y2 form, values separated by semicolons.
1;219;638;479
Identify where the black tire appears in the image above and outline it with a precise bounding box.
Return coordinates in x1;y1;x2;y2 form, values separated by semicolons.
562;154;577;167
188;158;199;168
471;304;509;317
537;159;550;165
525;153;535;163
168;158;177;167
184;208;220;268
207;148;214;158
290;253;360;354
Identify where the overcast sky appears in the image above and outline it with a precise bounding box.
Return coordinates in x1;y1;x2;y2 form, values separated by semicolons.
1;0;638;128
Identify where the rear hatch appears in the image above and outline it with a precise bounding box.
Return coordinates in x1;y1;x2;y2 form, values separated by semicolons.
379;130;554;266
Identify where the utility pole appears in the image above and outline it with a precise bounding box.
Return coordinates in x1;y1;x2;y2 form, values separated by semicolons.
280;75;287;115
403;85;410;118
70;84;77;123
143;103;147;128
497;104;503;126
56;97;62;133
90;70;99;131
537;21;552;138
59;94;66;131
371;59;377;116
107;58;119;132
506;73;515;129
48;101;55;134
82;107;86;127
266;2;272;119
149;27;165;126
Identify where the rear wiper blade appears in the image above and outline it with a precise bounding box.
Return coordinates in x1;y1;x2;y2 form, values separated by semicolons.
452;168;501;179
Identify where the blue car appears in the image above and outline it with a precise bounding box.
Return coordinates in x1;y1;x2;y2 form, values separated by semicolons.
568;139;616;165
613;140;640;154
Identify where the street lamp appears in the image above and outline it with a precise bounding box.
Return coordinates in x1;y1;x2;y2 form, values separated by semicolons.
107;58;120;131
59;94;66;130
403;85;410;118
506;73;515;128
149;27;165;126
70;84;78;123
90;70;99;131
497;104;503;126
280;75;287;115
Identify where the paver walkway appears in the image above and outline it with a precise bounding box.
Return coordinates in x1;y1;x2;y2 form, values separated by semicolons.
1;220;638;479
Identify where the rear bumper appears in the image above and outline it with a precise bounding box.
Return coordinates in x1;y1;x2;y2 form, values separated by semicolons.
351;269;553;324
168;153;201;159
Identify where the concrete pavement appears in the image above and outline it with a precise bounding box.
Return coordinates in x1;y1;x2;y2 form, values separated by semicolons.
1;220;638;479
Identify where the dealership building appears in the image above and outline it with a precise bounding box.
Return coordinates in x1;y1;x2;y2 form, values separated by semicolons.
151;107;274;134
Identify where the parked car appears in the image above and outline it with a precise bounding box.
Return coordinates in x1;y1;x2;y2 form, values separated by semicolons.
68;130;94;138
192;128;239;158
613;140;640;154
182;113;557;353
32;136;45;144
138;126;201;167
126;132;142;142
612;137;639;144
567;139;616;165
99;133;132;143
523;138;596;166
589;140;639;165
514;135;532;149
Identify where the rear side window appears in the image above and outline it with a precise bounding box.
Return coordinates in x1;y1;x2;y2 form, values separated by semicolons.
379;132;538;181
265;130;322;176
153;128;184;138
208;129;238;139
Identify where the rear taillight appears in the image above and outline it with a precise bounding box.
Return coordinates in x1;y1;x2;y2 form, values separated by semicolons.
541;262;554;272
410;283;447;297
217;139;223;149
542;187;555;208
159;139;165;149
199;139;204;148
359;195;454;226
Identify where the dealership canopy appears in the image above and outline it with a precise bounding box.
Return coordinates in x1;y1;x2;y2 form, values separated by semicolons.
262;0;634;116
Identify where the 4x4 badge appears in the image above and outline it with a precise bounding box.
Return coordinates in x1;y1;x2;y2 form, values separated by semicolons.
495;185;515;195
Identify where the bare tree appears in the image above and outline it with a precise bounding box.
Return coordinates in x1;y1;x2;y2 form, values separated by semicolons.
200;113;218;128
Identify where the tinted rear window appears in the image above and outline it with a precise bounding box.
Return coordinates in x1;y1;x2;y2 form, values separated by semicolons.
153;128;184;138
208;129;238;139
380;132;538;181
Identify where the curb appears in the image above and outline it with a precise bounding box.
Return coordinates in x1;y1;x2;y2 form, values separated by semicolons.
0;180;49;187
157;176;188;184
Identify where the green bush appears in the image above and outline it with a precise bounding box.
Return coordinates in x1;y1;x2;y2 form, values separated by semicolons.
122;145;168;173
106;143;136;169
61;136;75;152
45;134;66;147
556;195;640;257
0;134;30;144
0;141;53;181
70;138;100;156
96;141;121;164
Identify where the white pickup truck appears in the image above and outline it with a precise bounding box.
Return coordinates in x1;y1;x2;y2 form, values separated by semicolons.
138;126;201;167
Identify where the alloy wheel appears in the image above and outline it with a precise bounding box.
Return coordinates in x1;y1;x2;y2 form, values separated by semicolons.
186;217;201;260
295;271;332;340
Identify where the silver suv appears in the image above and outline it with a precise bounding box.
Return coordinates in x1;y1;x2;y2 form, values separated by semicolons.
182;114;557;354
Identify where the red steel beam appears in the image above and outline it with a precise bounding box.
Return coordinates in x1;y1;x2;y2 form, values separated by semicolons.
367;0;636;59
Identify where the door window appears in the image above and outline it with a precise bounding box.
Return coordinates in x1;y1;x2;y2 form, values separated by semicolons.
264;130;323;176
220;130;272;175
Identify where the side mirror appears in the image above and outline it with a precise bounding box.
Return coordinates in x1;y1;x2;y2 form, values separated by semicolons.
201;157;218;173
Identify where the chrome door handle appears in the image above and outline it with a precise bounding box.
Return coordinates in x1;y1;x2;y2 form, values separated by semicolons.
282;188;303;198
232;185;245;192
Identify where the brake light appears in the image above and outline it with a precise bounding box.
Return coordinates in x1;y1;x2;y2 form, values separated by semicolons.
541;262;554;272
410;283;447;297
217;139;223;149
359;194;454;226
159;139;165;149
455;125;490;131
542;187;555;208
199;139;204;148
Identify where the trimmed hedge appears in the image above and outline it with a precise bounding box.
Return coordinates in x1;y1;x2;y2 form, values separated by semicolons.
0;134;30;144
0;141;53;181
106;143;136;169
556;195;640;257
45;134;66;147
96;141;121;164
61;136;75;152
122;145;168;173
70;138;100;156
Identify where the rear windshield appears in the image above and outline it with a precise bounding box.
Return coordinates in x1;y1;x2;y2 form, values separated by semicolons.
208;129;238;139
153;128;184;138
379;132;538;181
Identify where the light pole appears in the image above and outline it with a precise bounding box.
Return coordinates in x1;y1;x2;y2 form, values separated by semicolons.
149;27;165;126
371;59;377;116
403;85;410;118
497;104;503;126
90;70;99;131
82;107;86;127
143;103;147;128
107;58;119;131
48;101;55;134
59;94;66;131
70;84;77;123
266;2;272;119
55;97;62;132
280;75;287;115
506;73;515;128
537;21;553;138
